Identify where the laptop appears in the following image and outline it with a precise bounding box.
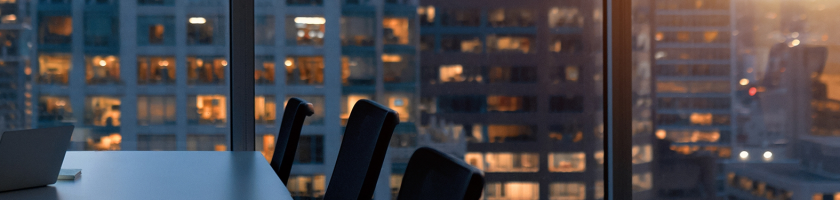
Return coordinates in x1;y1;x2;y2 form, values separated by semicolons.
0;126;74;192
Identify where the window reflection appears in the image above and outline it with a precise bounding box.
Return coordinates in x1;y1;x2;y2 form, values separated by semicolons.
287;16;325;46
85;133;122;151
85;55;120;84
137;56;176;85
285;56;324;85
85;96;121;127
38;53;71;85
188;95;226;125
187;56;226;85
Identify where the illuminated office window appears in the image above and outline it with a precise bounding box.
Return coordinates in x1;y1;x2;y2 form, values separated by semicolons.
137;96;176;126
484;152;539;172
255;56;275;85
187;56;226;85
340;16;375;46
548;7;584;28
487;95;536;113
137;134;176;151
286;96;324;125
38;16;72;45
137;56;176;85
485;182;539;200
656;81;730;93
548;152;586;172
387;93;411;122
418;6;436;26
549;125;584;143
439;64;465;83
632;172;653;192
188;95;226;125
186;16;224;45
256;134;276;160
287;16;325;46
441;35;482;53
85;133;122;151
38;96;73;122
632;144;653;164
85;96;122;127
187;134;227;151
465;152;484;171
487;125;536;143
85;55;120;84
487;8;534;27
255;95;276;125
38;53;71;85
487;35;534;53
340;94;372;125
383;17;411;45
550;35;583;53
549;182;585;200
285;56;324;85
287;175;326;199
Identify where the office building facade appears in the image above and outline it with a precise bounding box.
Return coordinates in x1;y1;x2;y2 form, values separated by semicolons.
28;0;419;199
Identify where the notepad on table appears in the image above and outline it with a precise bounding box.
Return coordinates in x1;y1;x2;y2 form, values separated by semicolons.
58;169;81;180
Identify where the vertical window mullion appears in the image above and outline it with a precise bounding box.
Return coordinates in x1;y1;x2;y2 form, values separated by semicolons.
603;0;633;199
229;0;255;151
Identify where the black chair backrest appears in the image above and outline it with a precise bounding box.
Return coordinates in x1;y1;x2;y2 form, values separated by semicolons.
324;99;399;200
270;97;314;184
396;147;485;200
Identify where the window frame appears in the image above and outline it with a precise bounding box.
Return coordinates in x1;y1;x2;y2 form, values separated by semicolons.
226;0;634;199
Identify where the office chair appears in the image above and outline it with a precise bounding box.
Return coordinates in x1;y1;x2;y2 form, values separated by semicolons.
396;147;485;200
323;99;399;200
270;97;315;184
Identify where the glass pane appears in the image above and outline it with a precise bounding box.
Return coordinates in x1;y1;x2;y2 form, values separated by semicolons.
14;1;231;152
634;0;840;199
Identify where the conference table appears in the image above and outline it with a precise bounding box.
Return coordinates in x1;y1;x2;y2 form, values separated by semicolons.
0;151;293;200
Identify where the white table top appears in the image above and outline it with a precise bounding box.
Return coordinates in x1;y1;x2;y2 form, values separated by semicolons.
0;151;292;200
